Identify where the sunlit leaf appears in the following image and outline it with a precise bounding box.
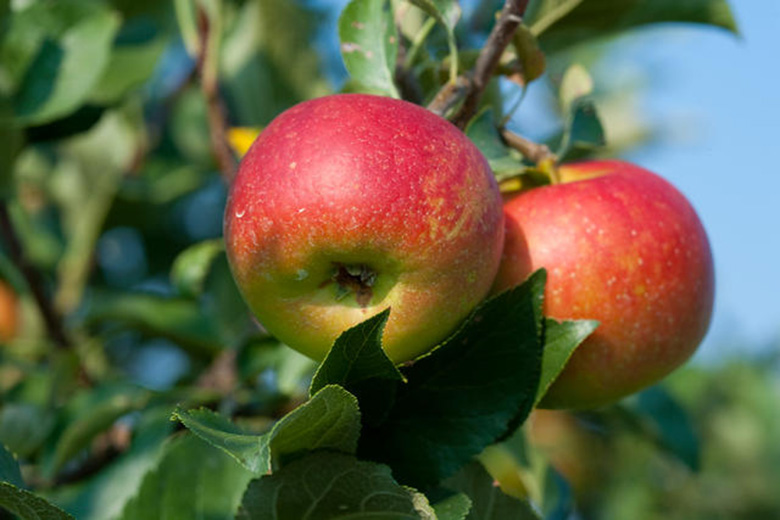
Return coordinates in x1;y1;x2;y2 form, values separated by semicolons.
339;0;400;97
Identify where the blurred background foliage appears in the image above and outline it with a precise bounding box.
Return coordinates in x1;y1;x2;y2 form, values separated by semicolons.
0;0;777;519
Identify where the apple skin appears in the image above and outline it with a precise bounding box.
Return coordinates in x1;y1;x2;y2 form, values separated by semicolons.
224;94;504;363
494;160;714;409
0;280;19;343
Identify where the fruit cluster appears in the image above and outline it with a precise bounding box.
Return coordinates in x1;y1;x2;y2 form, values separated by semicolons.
224;94;714;409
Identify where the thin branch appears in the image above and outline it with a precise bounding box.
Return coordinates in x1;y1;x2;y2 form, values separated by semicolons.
196;7;237;183
429;0;529;128
501;129;556;164
0;203;72;349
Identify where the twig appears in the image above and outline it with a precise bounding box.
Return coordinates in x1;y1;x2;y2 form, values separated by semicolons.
501;129;556;164
428;0;529;128
0;203;72;349
196;7;237;183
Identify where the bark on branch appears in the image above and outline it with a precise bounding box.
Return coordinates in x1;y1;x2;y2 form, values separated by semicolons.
429;0;530;128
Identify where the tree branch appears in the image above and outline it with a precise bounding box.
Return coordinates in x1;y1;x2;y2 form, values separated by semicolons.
0;203;72;349
501;129;556;164
428;0;529;128
196;7;237;183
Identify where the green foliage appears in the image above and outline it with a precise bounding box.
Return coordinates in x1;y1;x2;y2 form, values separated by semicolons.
536;318;599;406
359;271;546;488
0;0;755;518
339;0;400;97
237;451;435;520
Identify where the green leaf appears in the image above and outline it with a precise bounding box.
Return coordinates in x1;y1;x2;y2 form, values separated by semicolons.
512;24;546;84
445;462;541;520
84;291;224;356
359;270;546;488
220;0;330;126
119;434;253;520
269;385;362;467
536;318;599;406
310;309;404;425
174;385;361;475
48;408;173;520
0;482;75;520
465;109;526;181
48;386;150;476
172;407;269;475
170;239;225;298
11;3;121;125
431;492;472;520
558;63;593;110
557;97;605;161
525;0;584;37
408;0;461;82
202;253;256;348
529;0;739;52
89;35;167;104
621;386;701;471
0;404;56;458
339;0;400;97
0;443;24;488
237;451;429;520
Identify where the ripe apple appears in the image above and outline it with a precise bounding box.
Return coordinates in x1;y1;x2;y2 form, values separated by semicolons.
224;94;504;363
493;160;714;409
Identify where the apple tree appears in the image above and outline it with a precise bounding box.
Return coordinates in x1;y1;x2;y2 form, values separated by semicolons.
0;1;744;519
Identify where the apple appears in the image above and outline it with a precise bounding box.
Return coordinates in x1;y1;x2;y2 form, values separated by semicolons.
494;160;714;409
224;94;505;363
0;280;19;343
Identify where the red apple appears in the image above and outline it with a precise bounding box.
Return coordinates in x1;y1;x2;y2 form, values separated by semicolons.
224;94;504;363
494;160;714;409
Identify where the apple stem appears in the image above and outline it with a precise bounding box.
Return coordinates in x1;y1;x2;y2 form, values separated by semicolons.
500;129;561;184
329;263;377;308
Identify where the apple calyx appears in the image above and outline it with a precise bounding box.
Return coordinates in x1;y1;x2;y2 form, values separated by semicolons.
327;263;377;307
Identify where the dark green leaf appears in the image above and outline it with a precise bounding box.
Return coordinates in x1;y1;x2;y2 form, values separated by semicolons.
0;404;56;458
359;271;546;488
339;0;400;97
310;309;403;425
541;466;574;520
621;386;701;471
11;3;121;125
431;492;472;520
238;451;429;520
536;319;599;406
119;434;253;520
465;109;526;181
170;239;225;298
445;462;541;520
0;443;24;488
557;97;605;161
202;254;256;348
529;0;738;53
0;482;75;520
